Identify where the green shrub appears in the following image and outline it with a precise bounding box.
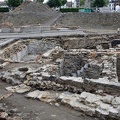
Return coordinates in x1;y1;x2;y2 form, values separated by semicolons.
60;8;93;12
0;7;9;12
60;8;81;12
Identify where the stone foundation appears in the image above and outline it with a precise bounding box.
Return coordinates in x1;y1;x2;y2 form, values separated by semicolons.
0;34;120;120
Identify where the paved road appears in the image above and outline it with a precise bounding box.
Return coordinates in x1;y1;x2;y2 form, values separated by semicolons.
0;29;117;39
0;30;85;39
0;29;117;49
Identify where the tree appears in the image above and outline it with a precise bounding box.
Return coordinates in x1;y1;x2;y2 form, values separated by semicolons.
61;0;67;6
6;0;23;7
91;0;106;7
47;0;67;8
47;0;61;7
104;0;109;6
80;0;85;6
36;0;44;2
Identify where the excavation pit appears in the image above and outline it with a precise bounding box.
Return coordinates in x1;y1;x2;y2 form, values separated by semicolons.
0;36;120;120
0;36;119;84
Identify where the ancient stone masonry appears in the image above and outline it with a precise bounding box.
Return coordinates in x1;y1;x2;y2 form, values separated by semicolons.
0;34;120;120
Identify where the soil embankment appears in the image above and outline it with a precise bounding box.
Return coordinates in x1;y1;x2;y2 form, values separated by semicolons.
53;12;120;30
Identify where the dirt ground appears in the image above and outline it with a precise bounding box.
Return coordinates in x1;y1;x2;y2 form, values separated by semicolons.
0;62;41;72
0;83;99;120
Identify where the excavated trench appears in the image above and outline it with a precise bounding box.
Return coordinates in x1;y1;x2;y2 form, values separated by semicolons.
0;35;119;81
0;35;120;120
61;53;103;79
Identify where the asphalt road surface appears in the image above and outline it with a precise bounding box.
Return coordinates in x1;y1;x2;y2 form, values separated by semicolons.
0;29;116;39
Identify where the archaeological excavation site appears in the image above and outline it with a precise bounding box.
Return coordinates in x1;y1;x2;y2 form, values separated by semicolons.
0;1;120;120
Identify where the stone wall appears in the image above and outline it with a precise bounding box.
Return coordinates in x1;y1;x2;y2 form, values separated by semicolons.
0;41;28;62
62;53;85;76
54;13;120;30
117;57;120;82
60;34;120;49
41;74;120;96
0;38;58;62
0;34;119;62
27;39;57;55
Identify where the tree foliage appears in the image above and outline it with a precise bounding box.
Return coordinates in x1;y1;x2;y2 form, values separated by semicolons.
104;0;109;6
6;0;23;7
47;0;67;8
61;0;67;6
36;0;44;2
80;0;85;6
91;0;106;7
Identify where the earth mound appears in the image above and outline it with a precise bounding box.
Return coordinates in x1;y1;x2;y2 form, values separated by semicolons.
1;1;60;26
53;12;120;30
13;1;53;13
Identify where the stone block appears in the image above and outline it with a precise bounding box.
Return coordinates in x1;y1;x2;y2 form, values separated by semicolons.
112;97;120;108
